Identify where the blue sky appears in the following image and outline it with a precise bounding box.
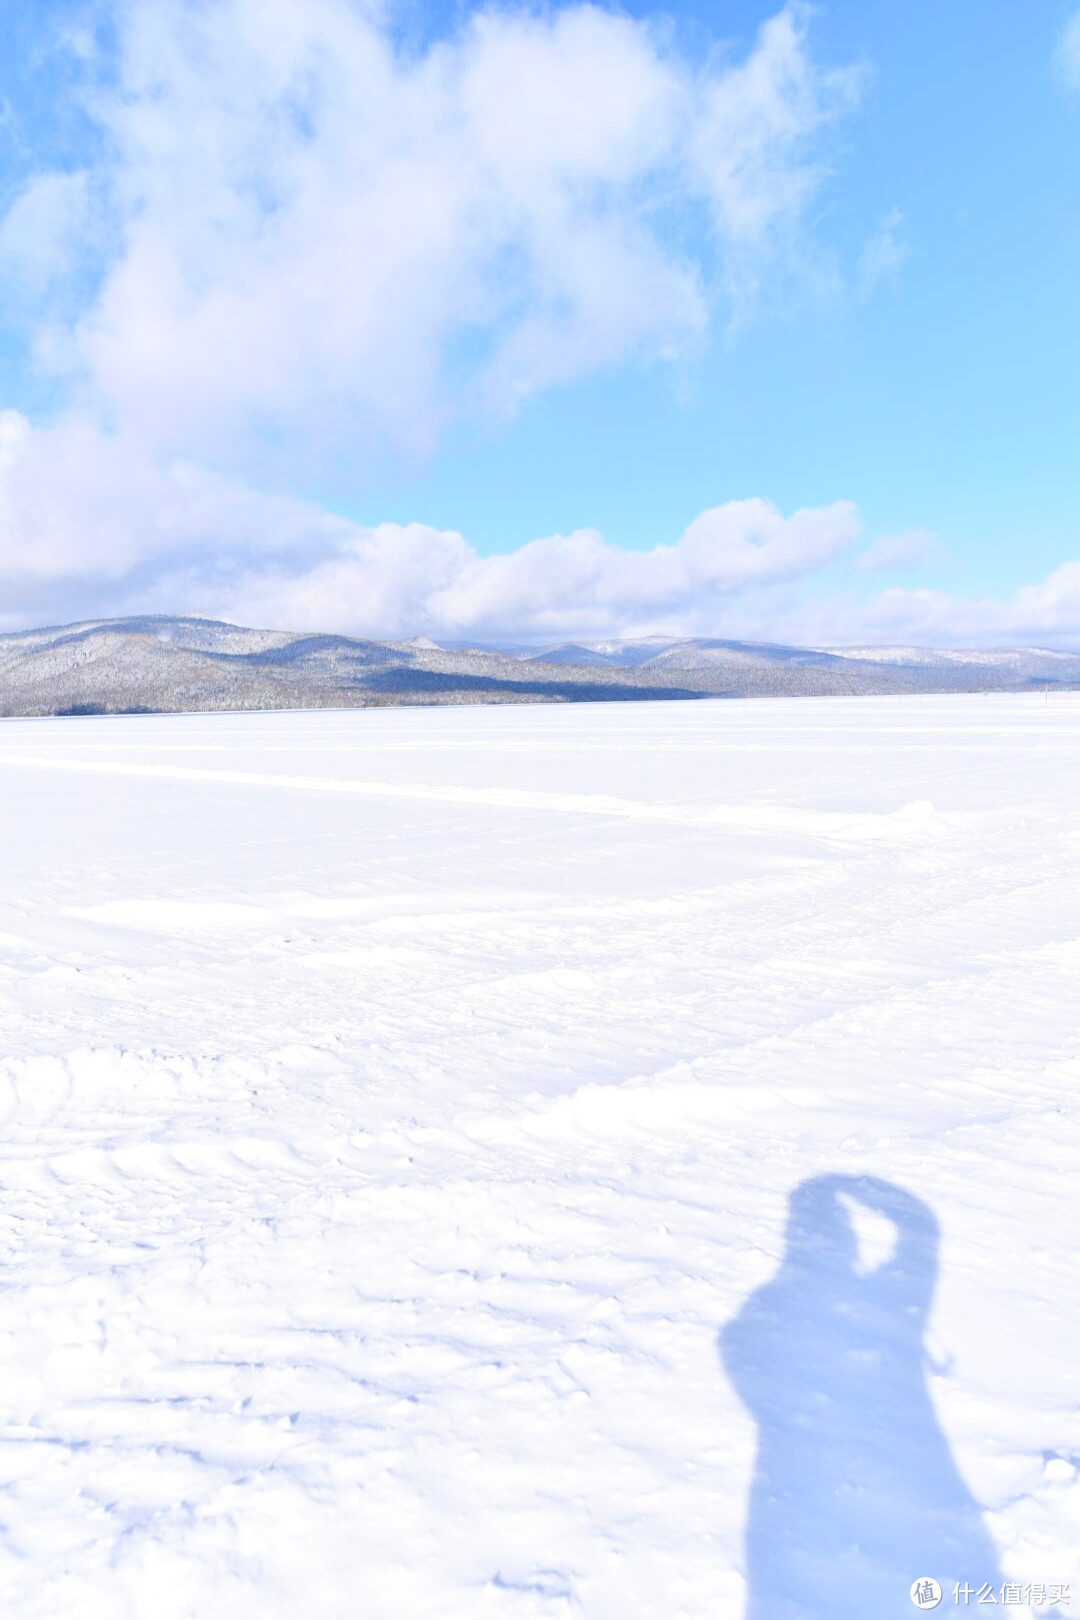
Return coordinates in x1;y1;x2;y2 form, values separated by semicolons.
0;0;1077;644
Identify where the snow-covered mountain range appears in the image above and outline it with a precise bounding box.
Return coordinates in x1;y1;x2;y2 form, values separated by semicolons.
1;616;1078;716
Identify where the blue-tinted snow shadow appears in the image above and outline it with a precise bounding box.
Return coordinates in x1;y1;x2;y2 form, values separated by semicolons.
721;1174;1002;1619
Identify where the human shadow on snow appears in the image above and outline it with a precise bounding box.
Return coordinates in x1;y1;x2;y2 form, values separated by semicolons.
721;1174;1002;1619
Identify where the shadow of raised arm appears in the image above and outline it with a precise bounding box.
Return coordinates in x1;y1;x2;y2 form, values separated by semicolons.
721;1175;1000;1619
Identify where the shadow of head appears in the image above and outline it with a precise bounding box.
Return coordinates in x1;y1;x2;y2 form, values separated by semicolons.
721;1175;1001;1620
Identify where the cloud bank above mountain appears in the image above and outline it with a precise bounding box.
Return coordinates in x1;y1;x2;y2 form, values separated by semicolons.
2;406;1078;648
0;409;857;634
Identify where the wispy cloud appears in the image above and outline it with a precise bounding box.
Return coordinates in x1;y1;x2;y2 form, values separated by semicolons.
1055;9;1080;88
854;529;944;573
856;205;909;298
0;170;90;293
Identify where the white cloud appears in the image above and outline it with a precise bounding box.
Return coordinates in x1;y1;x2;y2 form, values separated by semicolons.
135;534;1080;650
688;562;1080;651
691;7;861;241
414;497;861;638
1055;9;1080;89
4;0;857;469
0;411;354;623
847;564;1080;647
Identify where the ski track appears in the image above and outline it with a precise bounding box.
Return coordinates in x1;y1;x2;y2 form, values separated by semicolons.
0;696;1077;1619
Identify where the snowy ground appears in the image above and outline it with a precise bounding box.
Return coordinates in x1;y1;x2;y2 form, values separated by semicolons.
0;695;1077;1619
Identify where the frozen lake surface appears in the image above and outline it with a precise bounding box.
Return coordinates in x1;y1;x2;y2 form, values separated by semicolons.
0;695;1077;1618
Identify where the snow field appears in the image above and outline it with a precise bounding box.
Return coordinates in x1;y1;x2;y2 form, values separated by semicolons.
0;696;1077;1618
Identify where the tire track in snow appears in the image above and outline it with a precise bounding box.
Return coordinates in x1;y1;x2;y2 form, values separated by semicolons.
0;750;946;841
